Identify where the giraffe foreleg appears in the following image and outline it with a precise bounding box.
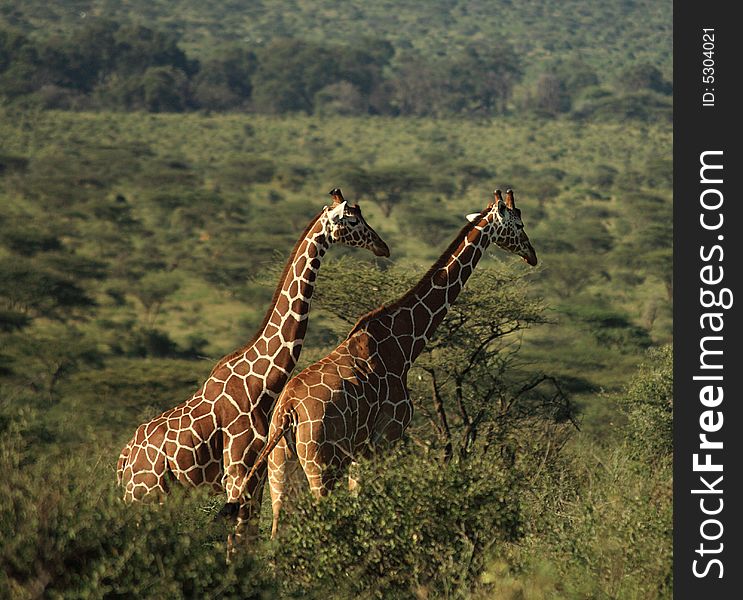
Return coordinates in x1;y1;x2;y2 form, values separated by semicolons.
221;430;264;555
299;444;347;500
347;460;361;496
268;437;294;538
227;471;265;559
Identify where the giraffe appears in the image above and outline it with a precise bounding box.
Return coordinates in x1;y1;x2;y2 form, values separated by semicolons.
244;188;538;537
116;188;389;546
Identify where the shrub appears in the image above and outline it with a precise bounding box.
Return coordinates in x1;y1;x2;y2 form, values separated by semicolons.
272;447;524;599
0;418;276;599
497;348;674;599
507;439;672;600
622;345;673;460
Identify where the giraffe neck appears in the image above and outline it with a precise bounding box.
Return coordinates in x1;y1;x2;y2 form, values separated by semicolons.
389;214;495;365
215;213;330;387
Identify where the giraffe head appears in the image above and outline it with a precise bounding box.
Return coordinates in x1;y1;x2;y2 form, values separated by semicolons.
469;189;537;266
324;188;390;257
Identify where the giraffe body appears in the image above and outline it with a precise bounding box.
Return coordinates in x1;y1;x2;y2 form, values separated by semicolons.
116;190;389;541
251;189;537;536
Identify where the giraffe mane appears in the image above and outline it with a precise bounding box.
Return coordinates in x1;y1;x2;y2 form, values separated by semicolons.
210;209;326;373
346;206;491;338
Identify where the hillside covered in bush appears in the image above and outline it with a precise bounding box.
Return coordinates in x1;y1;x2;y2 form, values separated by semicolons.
1;1;671;120
1;1;672;598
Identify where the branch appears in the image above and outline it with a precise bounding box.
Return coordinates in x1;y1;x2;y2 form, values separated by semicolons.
455;376;470;428
430;371;453;462
460;408;486;459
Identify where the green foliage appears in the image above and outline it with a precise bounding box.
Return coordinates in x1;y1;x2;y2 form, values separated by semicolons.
0;2;671;121
117;326;180;358
0;108;672;388
273;448;524;599
131;270;182;326
251;38;389;115
4;323;101;401
0;415;275;599
217;156;276;189
336;163;453;217
572;91;672;123
0;152;29;174
491;349;674;600
494;442;672;599
0;255;96;318
0;36;671;591
443;41;523;115
314;81;367;117
265;350;671;600
0;309;30;332
141;65;189;112
622;345;673;460
527;74;572;116
616;62;672;95
611;192;672;299
561;303;653;352
587;163;619;189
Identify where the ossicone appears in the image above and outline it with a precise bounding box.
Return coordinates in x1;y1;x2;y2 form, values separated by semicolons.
329;188;345;206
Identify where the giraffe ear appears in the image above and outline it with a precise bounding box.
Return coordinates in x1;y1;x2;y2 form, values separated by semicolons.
465;212;481;222
327;200;347;223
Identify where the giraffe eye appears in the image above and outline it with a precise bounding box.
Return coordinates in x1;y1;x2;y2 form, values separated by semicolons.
345;217;358;226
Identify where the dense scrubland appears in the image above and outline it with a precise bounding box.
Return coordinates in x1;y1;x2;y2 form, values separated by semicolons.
1;0;671;120
1;1;671;598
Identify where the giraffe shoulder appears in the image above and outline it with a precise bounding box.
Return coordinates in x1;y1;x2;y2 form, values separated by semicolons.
345;329;377;358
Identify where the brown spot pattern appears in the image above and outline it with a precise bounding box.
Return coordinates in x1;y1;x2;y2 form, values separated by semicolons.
116;195;389;543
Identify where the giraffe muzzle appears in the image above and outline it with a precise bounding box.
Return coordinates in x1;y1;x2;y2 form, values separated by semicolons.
372;238;390;257
523;246;538;266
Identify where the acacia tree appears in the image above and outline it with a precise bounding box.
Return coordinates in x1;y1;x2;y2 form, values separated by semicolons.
131;271;182;327
5;324;101;402
0;255;98;320
409;267;573;461
313;260;576;462
612;193;672;300
337;164;451;217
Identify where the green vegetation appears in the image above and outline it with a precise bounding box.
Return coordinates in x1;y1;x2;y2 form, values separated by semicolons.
1;1;671;121
1;348;672;598
1;1;671;597
0;110;672;597
0;415;273;599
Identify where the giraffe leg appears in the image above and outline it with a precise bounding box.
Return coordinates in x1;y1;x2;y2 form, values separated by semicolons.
226;459;265;559
221;428;262;548
296;419;350;500
304;469;334;498
348;460;360;496
227;491;263;560
301;454;344;500
268;437;293;538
